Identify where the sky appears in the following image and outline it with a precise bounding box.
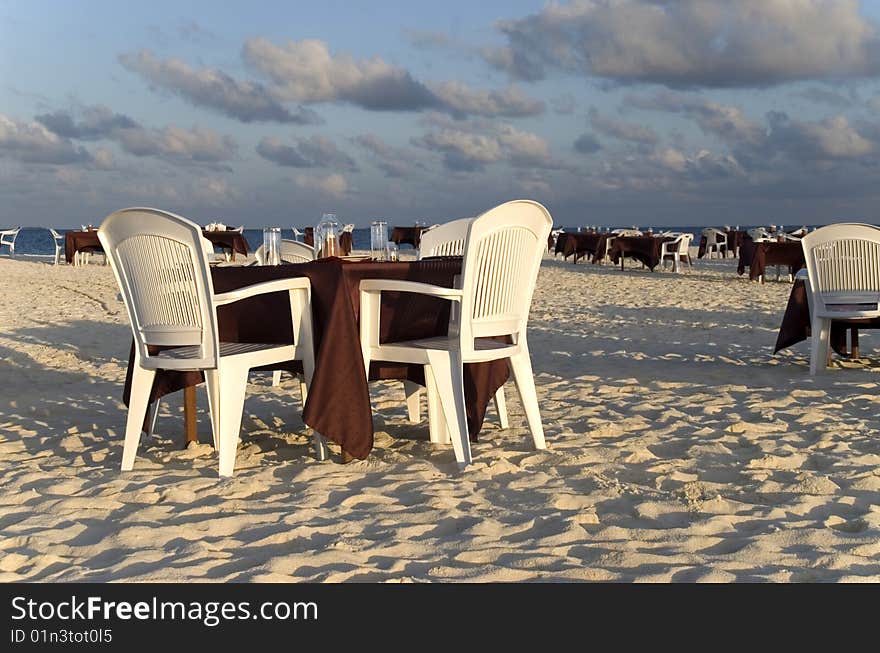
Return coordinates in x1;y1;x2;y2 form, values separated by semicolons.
4;0;880;228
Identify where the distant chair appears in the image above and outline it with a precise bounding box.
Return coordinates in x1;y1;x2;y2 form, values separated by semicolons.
98;207;321;477
342;223;354;233
702;227;727;258
801;223;880;375
0;227;21;257
292;228;304;241
414;216;508;429
360;199;552;465
660;233;693;272
49;229;65;265
255;239;314;266
747;227;772;242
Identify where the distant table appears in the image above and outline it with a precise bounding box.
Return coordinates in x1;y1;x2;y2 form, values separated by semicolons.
123;257;508;460
202;230;249;261
608;235;674;271
553;233;571;257
339;231;353;256
737;239;804;282
64;230;103;264
390;226;423;248
774;278;880;358
561;233;608;264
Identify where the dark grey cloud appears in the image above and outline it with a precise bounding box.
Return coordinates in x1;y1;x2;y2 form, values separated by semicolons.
485;0;880;88
589;108;658;145
574;133;601;154
351;133;427;178
0;113;93;165
551;94;577;115
257;135;358;171
795;87;855;108
35;105;139;140
116;125;238;164
243;37;544;117
119;50;322;124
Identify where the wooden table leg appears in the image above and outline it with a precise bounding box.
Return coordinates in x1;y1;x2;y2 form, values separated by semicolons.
184;385;198;446
851;327;860;360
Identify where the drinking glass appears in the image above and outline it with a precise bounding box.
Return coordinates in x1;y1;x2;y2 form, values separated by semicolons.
315;213;340;258
386;241;399;262
370;220;388;260
262;227;281;265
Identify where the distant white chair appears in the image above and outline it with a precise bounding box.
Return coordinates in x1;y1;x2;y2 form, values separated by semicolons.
747;227;772;242
413;217;508;429
342;223;354;233
660;233;693;272
801;223;880;375
360;199;552;465
292;228;305;242
49;229;65;265
702;228;727;258
612;228;642;237
99;207;321;477
255;239;315;266
0;227;21;257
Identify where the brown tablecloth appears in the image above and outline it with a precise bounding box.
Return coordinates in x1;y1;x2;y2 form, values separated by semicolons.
553;233;570;256
64;230;104;264
737;239;805;281
303;227;314;247
202;230;250;260
390;226;423;248
608;236;674;271
340;231;353;256
561;233;608;263
698;230;745;258
122;257;509;460
774;279;880;355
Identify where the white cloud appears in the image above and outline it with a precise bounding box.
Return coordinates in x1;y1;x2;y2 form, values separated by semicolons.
293;172;348;196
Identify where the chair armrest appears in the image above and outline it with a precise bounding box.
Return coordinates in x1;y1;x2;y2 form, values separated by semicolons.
213;277;310;306
359;279;463;301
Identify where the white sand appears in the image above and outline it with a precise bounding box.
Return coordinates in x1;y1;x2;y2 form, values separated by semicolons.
1;251;879;582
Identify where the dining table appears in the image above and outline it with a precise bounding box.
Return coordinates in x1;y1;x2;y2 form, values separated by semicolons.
122;256;509;461
737;238;805;282
608;235;675;271
561;232;609;264
390;226;424;249
774;278;880;359
64;229;104;264
202;229;250;261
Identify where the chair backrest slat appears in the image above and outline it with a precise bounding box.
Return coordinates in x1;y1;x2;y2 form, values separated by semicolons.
99;208;219;368
418;217;473;259
458;200;552;348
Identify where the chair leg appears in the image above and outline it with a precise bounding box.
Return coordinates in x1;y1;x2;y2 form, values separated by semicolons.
122;364;156;471
204;369;221;451
508;349;546;450
425;350;470;465
810;317;831;376
216;360;250;477
272;370;282;387
403;380;421;423
494;385;509;429
425;365;449;444
146;397;161;437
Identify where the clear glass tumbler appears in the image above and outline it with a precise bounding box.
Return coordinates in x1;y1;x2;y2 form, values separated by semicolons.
262;227;281;265
386;241;399;262
370;220;388;260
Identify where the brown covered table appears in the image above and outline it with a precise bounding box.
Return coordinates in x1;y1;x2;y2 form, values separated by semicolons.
561;233;609;264
339;230;353;256
608;235;674;271
737;239;805;282
390;226;423;248
774;278;880;358
64;230;104;264
553;232;571;257
202;230;250;261
123;257;509;460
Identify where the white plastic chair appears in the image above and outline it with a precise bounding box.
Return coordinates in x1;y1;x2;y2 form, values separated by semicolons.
49;229;65;265
1;227;21;256
99;207;321;477
413;217;508;429
702;228;727;258
254;239;316;389
660;233;693;272
292;228;305;242
360;199;552;465
747;227;772;243
801;223;880;375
